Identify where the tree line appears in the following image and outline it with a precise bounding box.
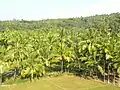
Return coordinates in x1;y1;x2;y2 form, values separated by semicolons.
0;13;120;86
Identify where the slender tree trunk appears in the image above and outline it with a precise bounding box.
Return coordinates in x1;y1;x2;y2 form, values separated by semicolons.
65;64;67;72
67;62;70;73
104;61;106;83
68;68;69;73
112;68;116;85
107;64;110;84
13;68;17;81
0;73;2;85
118;75;120;87
89;67;93;77
78;61;80;75
95;71;98;79
61;56;64;73
61;62;63;73
113;70;116;85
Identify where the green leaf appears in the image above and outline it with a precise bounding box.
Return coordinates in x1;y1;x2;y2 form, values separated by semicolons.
79;57;87;61
104;48;109;53
0;65;3;73
82;45;87;50
88;43;92;54
98;65;104;75
106;54;113;60
117;67;120;74
45;60;50;66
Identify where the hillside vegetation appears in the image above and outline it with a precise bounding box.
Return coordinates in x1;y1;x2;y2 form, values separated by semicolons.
0;13;120;86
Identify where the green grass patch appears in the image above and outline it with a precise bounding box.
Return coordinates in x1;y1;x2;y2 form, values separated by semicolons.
0;75;120;90
2;77;28;85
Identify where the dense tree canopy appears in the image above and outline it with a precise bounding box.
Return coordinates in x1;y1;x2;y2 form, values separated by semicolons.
0;12;120;86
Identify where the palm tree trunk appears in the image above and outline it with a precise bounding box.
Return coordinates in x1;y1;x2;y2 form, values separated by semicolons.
79;61;80;75
61;56;64;73
0;73;2;85
13;68;16;81
104;61;106;83
89;67;93;77
118;75;120;87
107;64;110;84
67;62;70;73
113;70;116;85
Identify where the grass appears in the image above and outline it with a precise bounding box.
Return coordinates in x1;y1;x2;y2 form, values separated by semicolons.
0;75;120;90
2;77;28;85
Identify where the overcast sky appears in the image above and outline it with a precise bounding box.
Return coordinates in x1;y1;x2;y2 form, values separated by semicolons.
0;0;120;20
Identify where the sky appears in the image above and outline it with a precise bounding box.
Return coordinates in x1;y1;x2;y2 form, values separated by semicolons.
0;0;120;20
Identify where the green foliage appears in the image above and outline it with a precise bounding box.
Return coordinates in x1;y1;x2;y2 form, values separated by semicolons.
97;65;104;75
0;13;120;85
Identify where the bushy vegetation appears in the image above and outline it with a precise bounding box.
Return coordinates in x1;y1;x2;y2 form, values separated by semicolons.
0;13;120;86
